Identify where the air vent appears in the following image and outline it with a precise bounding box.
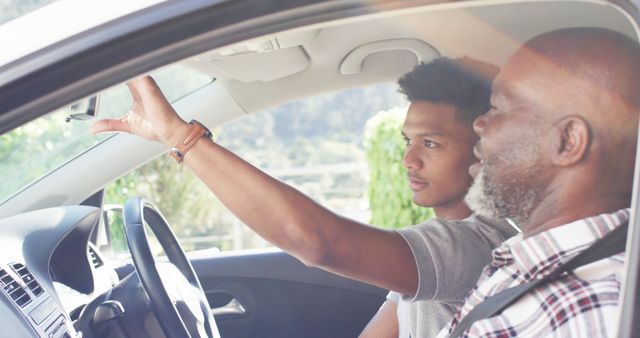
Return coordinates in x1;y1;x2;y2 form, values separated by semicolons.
88;246;104;268
11;263;43;297
0;268;31;307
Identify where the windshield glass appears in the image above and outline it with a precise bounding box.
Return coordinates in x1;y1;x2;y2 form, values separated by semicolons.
0;65;212;202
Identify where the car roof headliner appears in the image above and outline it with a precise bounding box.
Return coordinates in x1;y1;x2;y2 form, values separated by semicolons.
181;0;638;114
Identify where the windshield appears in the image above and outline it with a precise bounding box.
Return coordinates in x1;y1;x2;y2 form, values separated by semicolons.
0;65;212;203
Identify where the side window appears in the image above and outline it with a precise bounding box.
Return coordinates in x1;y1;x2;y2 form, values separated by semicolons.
103;83;406;256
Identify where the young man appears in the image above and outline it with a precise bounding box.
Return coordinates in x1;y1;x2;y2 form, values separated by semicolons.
360;58;514;338
92;57;516;337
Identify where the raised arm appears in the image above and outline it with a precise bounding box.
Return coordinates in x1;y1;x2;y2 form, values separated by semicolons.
91;76;418;295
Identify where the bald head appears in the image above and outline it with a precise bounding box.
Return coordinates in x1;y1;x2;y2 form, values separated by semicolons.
527;28;640;115
536;28;639;186
499;28;640;185
500;28;640;122
466;27;640;233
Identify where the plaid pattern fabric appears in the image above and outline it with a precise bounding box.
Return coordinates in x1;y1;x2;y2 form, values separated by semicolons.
437;209;629;338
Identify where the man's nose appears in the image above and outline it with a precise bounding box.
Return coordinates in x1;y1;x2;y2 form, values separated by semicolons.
403;147;422;170
473;113;488;136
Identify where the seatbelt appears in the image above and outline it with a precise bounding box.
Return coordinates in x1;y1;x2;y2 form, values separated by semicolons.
450;221;628;338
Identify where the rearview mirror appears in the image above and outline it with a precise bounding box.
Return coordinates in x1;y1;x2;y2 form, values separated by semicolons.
65;95;100;122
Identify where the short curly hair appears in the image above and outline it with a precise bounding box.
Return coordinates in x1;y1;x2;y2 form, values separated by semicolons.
398;57;499;124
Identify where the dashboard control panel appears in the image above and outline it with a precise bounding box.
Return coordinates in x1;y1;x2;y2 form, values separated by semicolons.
0;263;76;338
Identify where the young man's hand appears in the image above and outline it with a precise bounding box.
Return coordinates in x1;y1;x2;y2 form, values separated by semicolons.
90;76;189;146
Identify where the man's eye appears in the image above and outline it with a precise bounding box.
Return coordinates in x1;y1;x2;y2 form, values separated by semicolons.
403;137;411;145
424;140;438;148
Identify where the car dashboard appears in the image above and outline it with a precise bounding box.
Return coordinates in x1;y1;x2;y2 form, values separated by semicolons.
0;206;119;338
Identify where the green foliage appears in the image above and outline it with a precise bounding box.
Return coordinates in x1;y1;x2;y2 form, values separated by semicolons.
364;108;433;228
105;209;128;255
219;84;407;161
0;109;109;201
0;64;210;202
104;155;232;252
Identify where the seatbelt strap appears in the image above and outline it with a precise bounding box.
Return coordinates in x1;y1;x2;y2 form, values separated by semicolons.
450;221;628;338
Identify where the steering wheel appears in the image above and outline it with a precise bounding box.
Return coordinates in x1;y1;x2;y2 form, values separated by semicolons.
122;197;221;338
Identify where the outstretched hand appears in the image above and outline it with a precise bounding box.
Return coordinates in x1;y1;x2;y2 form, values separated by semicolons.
90;76;188;146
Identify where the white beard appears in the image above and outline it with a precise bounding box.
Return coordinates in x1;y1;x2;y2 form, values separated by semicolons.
465;167;496;218
465;165;542;226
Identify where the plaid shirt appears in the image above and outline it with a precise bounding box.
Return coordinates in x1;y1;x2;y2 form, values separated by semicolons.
437;209;629;338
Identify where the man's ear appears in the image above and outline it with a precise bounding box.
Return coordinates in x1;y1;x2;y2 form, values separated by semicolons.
549;116;591;166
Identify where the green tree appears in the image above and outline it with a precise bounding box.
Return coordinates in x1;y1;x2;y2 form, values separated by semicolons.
364;107;433;228
104;155;234;251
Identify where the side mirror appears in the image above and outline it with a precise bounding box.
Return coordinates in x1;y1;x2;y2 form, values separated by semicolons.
100;204;129;262
66;95;100;122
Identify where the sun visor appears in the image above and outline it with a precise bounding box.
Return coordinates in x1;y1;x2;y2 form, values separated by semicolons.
204;47;310;82
188;30;319;82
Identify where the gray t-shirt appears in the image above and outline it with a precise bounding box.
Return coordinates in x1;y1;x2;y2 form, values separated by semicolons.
388;214;517;338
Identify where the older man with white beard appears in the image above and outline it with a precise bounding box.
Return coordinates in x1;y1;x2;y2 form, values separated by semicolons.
437;27;640;337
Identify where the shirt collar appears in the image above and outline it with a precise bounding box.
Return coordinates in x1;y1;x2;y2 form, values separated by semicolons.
490;209;630;276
